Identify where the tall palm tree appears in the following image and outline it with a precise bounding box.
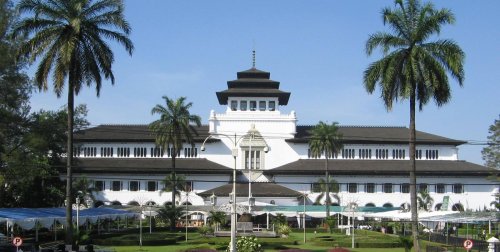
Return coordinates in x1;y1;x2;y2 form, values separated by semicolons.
417;189;434;211
160;172;186;204
12;0;133;245
209;210;227;231
309;121;343;217
149;96;201;230
313;177;340;207
364;0;464;250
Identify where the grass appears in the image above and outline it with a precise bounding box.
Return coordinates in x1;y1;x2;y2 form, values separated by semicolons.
98;228;462;252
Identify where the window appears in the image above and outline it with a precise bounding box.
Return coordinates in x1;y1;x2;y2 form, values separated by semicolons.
259;101;266;111
311;183;322;193
129;181;139;191
436;184;445;194
184;147;198;158
230;100;238;111
426;150;439;160
366;183;375;193
452;184;463;194
185;181;193;192
151;147;164;157
147;181;157;192
245;150;261;169
134;147;147;157
359;149;371;159
392;149;405;159
348;183;357;193
341;148;355;159
416;150;423;159
101;147;113;157
268;101;275;111
383;183;393;193
376;149;389;159
419;183;428;193
95;181;105;191
112;181;122;191
401;183;410;193
240;101;247;111
249;101;257;111
73;147;81;157
117;147;130;157
83;147;97;157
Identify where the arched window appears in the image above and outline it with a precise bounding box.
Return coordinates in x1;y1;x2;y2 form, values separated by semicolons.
452;203;464;212
434;203;443;211
383;203;393;208
365;203;376;207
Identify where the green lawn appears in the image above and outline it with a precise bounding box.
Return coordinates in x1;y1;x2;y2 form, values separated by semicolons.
99;229;464;252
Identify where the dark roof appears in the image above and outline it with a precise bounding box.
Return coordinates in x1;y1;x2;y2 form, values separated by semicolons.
198;183;302;197
266;159;494;176
216;67;291;105
75;125;464;146
74;124;217;143
71;158;232;174
288;126;466;145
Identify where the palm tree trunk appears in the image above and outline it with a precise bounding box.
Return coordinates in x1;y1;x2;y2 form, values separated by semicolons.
171;147;176;231
65;82;74;247
409;91;420;252
325;157;330;217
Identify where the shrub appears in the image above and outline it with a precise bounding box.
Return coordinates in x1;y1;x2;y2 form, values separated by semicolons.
278;225;292;237
198;226;214;236
227;236;262;252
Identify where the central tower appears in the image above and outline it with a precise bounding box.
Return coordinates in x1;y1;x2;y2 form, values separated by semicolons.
209;66;297;137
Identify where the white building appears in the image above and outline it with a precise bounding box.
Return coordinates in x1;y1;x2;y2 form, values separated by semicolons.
73;66;497;214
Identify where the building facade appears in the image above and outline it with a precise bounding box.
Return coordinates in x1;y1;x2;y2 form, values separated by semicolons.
73;66;497;213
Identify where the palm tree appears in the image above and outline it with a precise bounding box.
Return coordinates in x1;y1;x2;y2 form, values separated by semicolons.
149;96;201;230
12;0;133;245
209;210;227;231
309;121;343;217
157;203;184;228
160;172;186;204
313;177;340;207
364;1;464;250
417;189;434;211
72;177;97;207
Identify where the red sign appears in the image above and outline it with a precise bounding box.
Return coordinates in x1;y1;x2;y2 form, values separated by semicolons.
463;239;473;250
12;236;22;247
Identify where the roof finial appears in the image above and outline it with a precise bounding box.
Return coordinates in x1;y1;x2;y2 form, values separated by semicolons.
252;49;256;68
252;40;256;69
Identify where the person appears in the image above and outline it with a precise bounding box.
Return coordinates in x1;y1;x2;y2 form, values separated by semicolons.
482;229;487;240
452;225;457;236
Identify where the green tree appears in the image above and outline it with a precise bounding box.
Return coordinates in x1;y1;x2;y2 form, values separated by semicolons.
72;176;97;207
313;177;340;206
417;189;434;211
160;172;186;204
157;203;184;228
364;1;464;250
309;121;343;217
209;210;227;231
149;96;201;230
0;0;31;168
482;116;499;169
12;0;133;244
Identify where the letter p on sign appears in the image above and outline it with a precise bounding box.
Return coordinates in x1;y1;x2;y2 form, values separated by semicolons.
13;236;23;246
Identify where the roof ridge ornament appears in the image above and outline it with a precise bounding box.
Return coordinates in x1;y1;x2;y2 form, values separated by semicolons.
252;49;256;69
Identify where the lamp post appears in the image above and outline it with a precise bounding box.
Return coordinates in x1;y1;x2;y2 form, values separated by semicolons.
139;203;143;247
303;192;307;244
185;191;189;242
76;197;80;234
201;133;242;252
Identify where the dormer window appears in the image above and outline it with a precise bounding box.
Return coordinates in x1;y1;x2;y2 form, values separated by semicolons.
268;101;275;111
230;100;237;111
249;101;257;111
240;101;247;111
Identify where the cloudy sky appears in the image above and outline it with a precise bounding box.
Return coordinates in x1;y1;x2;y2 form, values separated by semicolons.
28;0;500;165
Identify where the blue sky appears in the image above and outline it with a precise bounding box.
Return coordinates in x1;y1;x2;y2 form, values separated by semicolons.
28;0;499;165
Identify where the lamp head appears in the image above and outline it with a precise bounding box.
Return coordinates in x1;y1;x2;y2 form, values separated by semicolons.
201;145;205;151
263;146;269;153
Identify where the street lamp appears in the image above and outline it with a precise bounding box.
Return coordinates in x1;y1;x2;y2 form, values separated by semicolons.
201;133;247;252
345;203;358;249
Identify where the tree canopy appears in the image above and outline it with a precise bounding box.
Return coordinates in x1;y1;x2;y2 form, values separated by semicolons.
482;116;500;169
